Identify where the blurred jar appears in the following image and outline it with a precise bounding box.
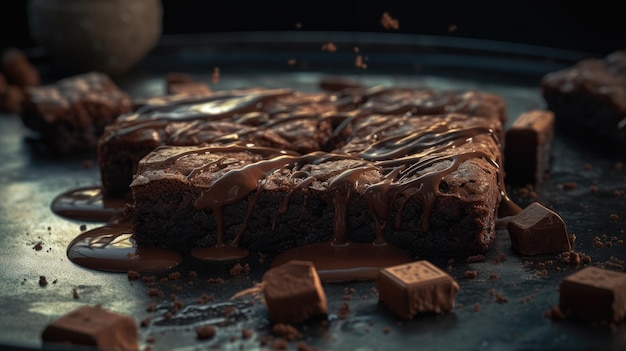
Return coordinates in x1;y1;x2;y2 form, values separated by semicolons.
27;0;162;75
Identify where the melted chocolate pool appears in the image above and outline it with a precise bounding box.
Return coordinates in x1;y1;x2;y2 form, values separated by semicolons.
51;186;129;222
67;223;183;272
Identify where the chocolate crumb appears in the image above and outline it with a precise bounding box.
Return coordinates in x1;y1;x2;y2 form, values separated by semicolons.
382;326;392;334
473;303;480;312
207;277;226;284
287;59;296;66
241;328;253;339
561;182;577;190
489;288;508;303
33;242;43;251
196;325;216;340
489;273;499;281
466;254;487;263
321;42;337;52
448;24;458;32
464;271;478;279
380;12;399;30
140;318;151;327
72;288;79;299
610;214;619;221
39;276;48;287
79;224;87;231
337;302;350;319
146;302;156;312
271;323;300;341
127;270;140;280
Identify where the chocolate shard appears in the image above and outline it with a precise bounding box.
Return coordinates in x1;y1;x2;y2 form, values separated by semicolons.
262;260;328;324
559;266;626;323
377;260;460;319
504;110;555;186
41;305;139;351
507;202;571;256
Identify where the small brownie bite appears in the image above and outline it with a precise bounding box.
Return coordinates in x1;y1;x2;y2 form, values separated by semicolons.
507;202;571;256
262;260;328;324
559;266;626;323
504;110;555;186
378;260;460;319
41;305;139;351
541;50;626;145
21;71;131;152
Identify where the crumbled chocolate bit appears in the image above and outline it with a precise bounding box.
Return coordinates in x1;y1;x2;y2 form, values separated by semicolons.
561;182;577;190
188;271;198;279
382;326;392;334
321;42;337;52
287;59;296;66
489;289;508;303
140;317;151;328
72;288;79;299
466;254;487;263
380;12;399;30
473;303;481;312
127;270;141;280
33;242;43;251
610;213;620;221
196;325;216;340
464;271;478;279
337;302;350;320
448;24;458;32
271;323;300;341
207;277;226;284
489;273;499;281
296;341;320;351
355;55;367;69
241;328;253;340
39;276;48;287
230;263;251;276
148;288;164;299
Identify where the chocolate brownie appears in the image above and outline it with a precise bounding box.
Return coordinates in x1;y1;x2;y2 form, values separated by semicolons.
98;87;505;197
125;109;503;257
541;50;626;145
21;71;131;152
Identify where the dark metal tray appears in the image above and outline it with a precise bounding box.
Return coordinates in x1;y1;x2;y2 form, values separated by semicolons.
1;32;625;351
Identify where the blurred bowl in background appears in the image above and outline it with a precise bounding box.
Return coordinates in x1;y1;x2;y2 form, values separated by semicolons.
27;0;162;75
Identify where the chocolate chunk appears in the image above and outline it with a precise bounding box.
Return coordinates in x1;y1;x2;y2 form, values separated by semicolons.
559;266;626;323
262;260;328;324
377;260;460;319
504;110;554;186
41;305;139;351
507;202;571;255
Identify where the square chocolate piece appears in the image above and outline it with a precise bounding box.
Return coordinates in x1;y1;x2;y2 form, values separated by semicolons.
507;202;571;256
262;260;328;324
377;260;460;319
559;266;626;323
41;305;139;351
504;110;554;186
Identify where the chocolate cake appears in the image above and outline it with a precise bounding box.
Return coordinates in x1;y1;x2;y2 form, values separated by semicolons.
21;71;131;152
541;50;626;145
98;87;505;197
125;106;505;257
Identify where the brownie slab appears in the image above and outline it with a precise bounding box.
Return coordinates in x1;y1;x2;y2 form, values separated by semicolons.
21;71;131;152
126;110;503;257
541;50;626;145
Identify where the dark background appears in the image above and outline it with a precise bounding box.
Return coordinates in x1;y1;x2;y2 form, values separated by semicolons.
1;0;624;56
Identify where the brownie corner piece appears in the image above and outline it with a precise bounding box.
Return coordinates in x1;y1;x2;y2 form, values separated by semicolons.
21;71;132;152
